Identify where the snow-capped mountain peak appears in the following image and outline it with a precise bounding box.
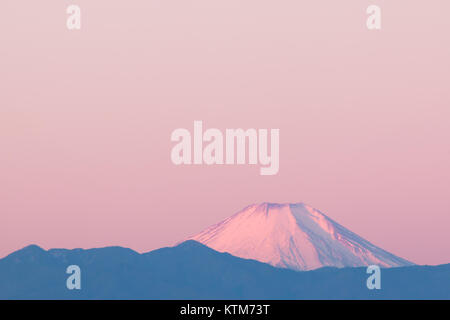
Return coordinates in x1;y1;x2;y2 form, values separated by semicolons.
188;202;413;271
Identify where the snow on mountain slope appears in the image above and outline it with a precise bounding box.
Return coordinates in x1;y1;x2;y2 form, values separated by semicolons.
188;203;413;271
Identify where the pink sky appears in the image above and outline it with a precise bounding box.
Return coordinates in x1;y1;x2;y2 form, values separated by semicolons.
1;0;449;265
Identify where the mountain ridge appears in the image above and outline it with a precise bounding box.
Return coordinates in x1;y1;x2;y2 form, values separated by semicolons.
0;240;448;299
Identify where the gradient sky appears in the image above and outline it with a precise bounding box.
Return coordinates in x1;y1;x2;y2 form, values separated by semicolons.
1;0;449;265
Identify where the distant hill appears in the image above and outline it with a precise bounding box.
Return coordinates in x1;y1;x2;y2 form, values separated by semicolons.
0;241;448;299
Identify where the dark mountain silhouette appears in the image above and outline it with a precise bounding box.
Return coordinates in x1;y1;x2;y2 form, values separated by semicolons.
0;241;448;299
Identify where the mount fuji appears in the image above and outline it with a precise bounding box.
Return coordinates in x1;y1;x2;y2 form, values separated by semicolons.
188;202;413;271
